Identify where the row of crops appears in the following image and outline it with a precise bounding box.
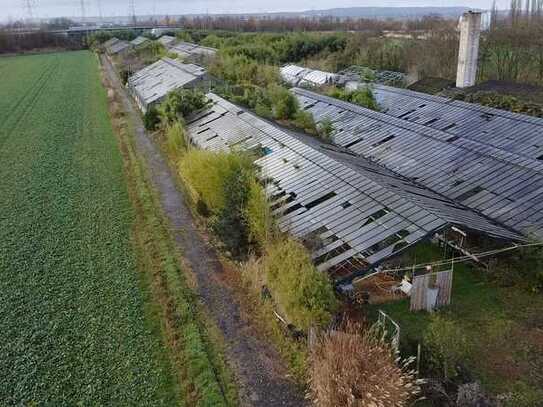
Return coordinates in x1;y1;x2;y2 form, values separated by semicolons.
0;51;177;404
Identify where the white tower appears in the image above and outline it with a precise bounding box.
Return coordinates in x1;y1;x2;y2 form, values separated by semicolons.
456;11;482;88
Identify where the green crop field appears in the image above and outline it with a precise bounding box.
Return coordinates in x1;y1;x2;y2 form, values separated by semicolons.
0;51;176;405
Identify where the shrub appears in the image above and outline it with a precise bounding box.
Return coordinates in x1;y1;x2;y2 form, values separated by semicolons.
326;85;380;111
209;53;279;88
424;316;469;379
143;106;160;130
293;110;317;133
119;68;130;85
317;117;335;140
176;31;195;43
350;87;380;111
255;102;273;119
245;178;275;250
165;121;187;156
309;321;420;407
158;89;210;127
200;34;224;49
213;166;252;257
179;150;252;213
179;150;264;257
268;85;299;120
263;238;337;330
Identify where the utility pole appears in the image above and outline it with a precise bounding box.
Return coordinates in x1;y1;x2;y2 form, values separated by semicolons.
80;0;86;23
22;0;35;26
96;0;103;23
128;0;136;26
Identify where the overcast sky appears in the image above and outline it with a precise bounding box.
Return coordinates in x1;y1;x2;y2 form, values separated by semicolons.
4;0;506;21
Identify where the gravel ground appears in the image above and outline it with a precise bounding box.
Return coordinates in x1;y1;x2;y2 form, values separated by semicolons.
102;55;307;407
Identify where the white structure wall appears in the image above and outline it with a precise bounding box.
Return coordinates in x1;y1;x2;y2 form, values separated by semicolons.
456;11;482;88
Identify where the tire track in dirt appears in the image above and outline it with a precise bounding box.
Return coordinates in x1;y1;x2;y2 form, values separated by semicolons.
101;55;307;407
0;56;59;149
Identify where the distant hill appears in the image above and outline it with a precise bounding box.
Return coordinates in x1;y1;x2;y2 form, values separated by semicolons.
66;6;484;25
297;6;478;19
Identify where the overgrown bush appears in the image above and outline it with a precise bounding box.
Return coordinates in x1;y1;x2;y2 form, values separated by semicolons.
263;238;337;330
118;68;131;85
327;86;380;111
179;150;251;213
209;53;279;88
268;85;299;120
165;121;187;156
316;117;335;140
213;165;252;257
293;110;317;133
158;89;211;127
143;106;160;130
309;321;420;407
179;150;269;256
245;177;275;249
424;316;469;379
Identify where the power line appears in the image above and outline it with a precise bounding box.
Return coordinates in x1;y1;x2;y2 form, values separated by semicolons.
357;241;543;281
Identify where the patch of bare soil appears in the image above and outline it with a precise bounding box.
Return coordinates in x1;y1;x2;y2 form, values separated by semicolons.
101;55;307;407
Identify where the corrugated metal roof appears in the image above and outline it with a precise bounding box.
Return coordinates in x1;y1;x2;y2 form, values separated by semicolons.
127;58;207;109
103;37;120;48
280;64;338;87
157;35;176;46
107;40;132;55
168;41;217;57
292;87;543;240
131;36;149;46
185;93;522;276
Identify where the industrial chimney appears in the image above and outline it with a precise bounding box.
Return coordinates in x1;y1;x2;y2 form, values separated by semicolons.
456;11;482;88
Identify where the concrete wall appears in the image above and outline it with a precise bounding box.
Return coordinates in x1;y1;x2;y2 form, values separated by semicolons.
456;11;482;88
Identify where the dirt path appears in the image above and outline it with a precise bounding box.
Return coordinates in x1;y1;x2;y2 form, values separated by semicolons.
101;55;307;407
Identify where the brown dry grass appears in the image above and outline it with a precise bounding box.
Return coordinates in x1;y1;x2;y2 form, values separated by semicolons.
309;321;421;407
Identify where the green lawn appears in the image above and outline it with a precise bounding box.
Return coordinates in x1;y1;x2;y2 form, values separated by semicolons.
0;51;176;405
367;243;543;403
